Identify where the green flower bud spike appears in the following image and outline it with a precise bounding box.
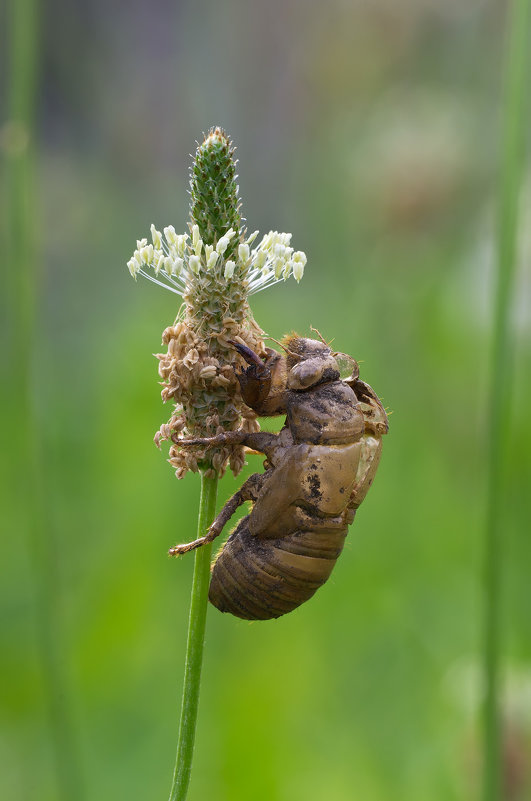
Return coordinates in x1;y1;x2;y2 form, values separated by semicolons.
189;128;241;258
127;126;307;480
126;127;307;801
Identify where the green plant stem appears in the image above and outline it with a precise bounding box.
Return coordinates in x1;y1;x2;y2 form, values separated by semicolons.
169;471;218;801
5;1;83;800
483;1;530;799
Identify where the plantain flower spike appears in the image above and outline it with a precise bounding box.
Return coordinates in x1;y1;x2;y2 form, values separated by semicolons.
126;127;307;479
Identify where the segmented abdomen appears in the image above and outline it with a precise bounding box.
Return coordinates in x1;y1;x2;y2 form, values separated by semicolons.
209;517;348;620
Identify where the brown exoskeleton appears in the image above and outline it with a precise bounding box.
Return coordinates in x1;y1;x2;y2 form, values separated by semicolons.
170;334;388;620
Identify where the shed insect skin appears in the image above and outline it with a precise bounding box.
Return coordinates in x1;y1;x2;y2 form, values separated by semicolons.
170;335;389;620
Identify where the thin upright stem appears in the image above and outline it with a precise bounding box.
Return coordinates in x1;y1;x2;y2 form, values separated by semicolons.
483;1;530;799
169;471;218;801
5;1;84;799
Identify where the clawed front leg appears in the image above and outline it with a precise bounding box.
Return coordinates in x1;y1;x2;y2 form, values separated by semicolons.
168;472;265;556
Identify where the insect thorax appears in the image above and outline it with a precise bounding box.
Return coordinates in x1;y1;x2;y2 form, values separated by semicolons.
286;380;364;445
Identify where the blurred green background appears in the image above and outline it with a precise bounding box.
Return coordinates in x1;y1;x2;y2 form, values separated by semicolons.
1;1;531;799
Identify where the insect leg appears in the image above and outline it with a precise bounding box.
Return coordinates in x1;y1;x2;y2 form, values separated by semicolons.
168;472;265;556
230;341;272;409
174;430;279;458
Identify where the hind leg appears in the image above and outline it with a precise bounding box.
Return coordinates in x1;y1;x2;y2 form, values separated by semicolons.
168;472;265;555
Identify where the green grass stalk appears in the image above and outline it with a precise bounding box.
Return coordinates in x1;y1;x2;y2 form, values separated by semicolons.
5;0;38;335
169;471;218;801
483;0;530;798
5;1;85;799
